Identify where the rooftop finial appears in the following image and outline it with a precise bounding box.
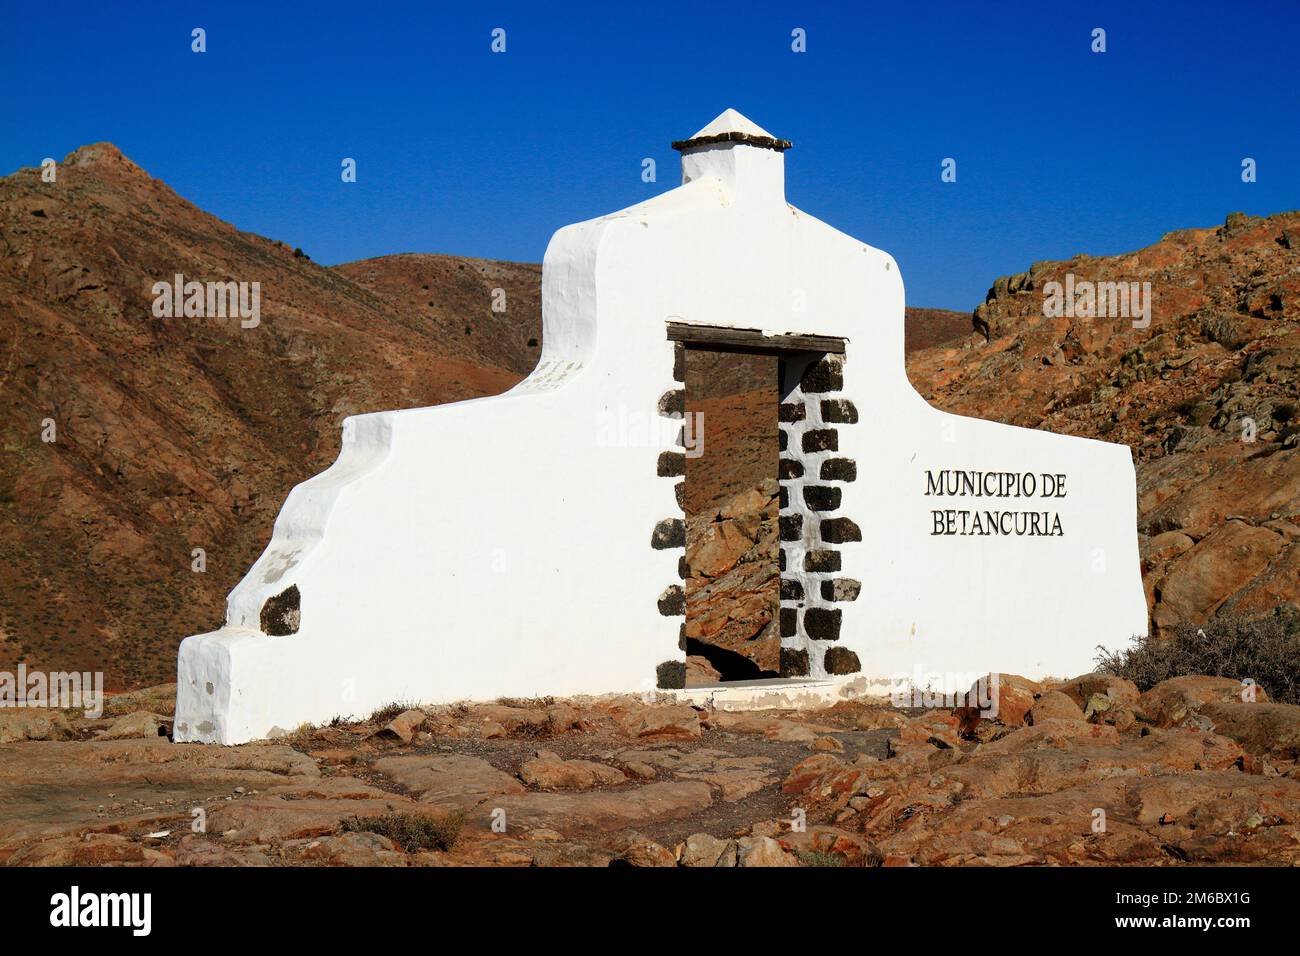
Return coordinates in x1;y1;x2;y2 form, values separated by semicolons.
671;108;792;152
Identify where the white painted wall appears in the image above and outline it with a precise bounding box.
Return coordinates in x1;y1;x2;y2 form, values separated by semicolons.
175;110;1148;744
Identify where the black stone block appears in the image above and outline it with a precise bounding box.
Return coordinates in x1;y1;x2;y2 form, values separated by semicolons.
820;399;858;423
803;486;841;512
658;389;685;416
780;607;798;637
821;518;862;543
260;585;300;637
821;578;862;602
657;585;685;616
650;518;685;549
804;550;841;572
823;646;861;675
820;458;857;482
656;660;686;689
657;451;685;477
803;607;842;641
781;647;810;677
800;356;844;393
802;429;838;453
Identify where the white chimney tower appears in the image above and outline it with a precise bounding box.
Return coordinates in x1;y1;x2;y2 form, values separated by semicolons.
673;107;791;202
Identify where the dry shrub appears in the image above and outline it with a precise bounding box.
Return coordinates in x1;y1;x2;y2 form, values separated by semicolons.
1097;606;1300;704
341;811;465;852
367;700;418;725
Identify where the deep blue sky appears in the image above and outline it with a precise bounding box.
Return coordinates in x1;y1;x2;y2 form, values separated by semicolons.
3;1;1297;310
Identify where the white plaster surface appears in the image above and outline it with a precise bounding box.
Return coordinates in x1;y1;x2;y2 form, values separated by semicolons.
175;109;1148;744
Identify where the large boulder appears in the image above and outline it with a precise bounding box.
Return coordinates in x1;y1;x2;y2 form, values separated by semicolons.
1055;673;1140;709
685;655;721;685
0;709;74;743
99;711;170;740
615;703;702;740
372;753;526;806
373;708;427;744
1197;701;1300;759
1029;691;1085;724
612;833;677;867
1139;675;1269;727
956;673;1040;728
104;683;178;718
736;836;800;867
688;520;755;579
776;826;883;867
679;832;737;867
518;751;627;790
1156;523;1285;623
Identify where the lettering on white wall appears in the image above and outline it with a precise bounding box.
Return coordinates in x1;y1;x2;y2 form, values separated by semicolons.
924;468;1067;536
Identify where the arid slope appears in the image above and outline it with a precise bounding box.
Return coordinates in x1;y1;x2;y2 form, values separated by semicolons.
0;145;537;686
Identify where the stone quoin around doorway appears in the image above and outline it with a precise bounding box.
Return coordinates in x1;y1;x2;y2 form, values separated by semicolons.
652;322;867;708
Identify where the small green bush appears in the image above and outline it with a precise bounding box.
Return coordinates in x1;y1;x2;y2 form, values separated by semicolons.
1097;607;1300;704
341;811;465;852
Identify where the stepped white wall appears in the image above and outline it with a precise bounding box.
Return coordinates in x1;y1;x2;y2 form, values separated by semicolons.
175;112;1148;744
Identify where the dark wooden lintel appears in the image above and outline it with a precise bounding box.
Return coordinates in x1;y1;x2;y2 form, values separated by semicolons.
666;322;845;355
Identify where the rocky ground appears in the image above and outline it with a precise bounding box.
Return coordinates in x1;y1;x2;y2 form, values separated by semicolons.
2;672;1298;867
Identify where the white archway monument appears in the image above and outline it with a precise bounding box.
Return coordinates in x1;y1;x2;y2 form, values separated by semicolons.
175;109;1147;744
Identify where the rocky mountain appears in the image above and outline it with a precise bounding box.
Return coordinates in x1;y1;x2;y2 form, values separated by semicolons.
907;211;1300;637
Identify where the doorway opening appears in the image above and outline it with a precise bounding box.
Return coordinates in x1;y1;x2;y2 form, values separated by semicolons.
653;325;860;690
681;346;781;684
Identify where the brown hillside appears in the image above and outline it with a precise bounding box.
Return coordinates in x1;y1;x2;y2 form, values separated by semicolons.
903;306;972;352
0;144;536;687
333;254;541;376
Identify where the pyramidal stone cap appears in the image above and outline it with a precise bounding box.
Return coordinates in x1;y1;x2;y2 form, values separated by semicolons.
671;108;792;152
